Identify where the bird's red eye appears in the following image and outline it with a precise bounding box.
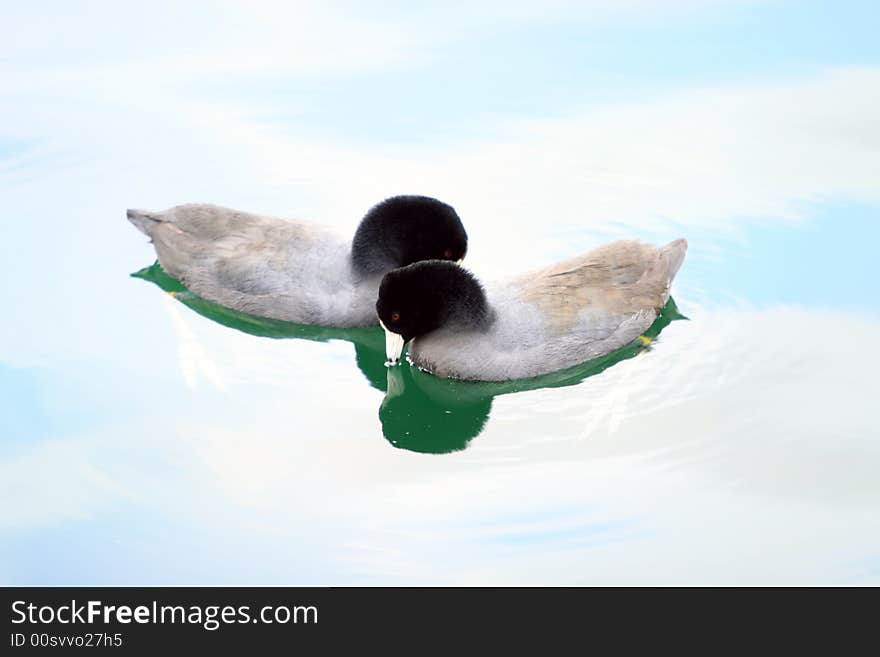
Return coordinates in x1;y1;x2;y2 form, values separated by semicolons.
391;312;400;322
444;249;453;259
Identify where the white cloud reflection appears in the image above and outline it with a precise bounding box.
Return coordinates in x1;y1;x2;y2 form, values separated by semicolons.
1;1;878;584
2;305;878;583
2;60;878;376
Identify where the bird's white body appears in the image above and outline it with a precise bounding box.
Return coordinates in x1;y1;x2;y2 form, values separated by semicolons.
407;239;687;381
128;204;382;327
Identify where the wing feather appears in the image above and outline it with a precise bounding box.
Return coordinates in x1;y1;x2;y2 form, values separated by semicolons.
515;239;686;332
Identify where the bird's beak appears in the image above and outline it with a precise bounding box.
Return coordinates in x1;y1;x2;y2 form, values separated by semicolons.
381;321;405;365
457;258;464;264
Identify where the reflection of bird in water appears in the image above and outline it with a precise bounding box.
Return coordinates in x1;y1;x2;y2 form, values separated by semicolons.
131;262;389;392
381;366;493;454
379;297;687;454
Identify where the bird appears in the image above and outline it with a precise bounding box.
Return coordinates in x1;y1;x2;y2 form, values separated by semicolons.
127;195;468;327
376;238;687;381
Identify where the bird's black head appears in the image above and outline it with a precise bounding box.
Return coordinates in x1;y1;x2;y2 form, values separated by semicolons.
351;196;468;276
376;261;492;358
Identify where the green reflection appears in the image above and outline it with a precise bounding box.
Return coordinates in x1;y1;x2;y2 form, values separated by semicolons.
132;262;389;391
380;298;687;454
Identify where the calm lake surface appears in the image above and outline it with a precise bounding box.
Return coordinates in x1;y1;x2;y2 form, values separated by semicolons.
2;224;877;584
2;2;879;584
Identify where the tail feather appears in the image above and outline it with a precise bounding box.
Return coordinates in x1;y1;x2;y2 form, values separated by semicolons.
661;238;687;282
127;208;162;237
